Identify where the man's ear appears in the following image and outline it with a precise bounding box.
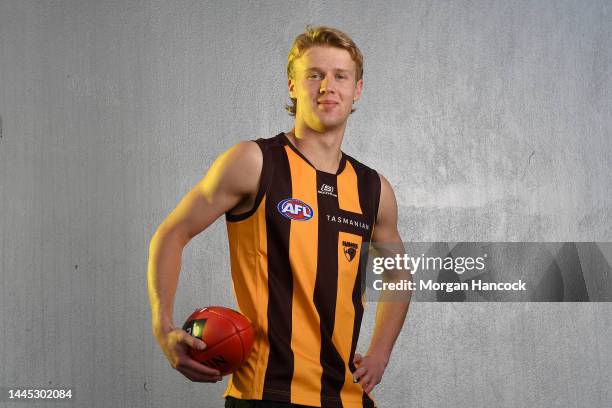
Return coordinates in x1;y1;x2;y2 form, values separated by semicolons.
288;78;296;99
353;78;363;102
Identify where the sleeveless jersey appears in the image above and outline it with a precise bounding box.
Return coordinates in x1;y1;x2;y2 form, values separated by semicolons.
223;132;381;408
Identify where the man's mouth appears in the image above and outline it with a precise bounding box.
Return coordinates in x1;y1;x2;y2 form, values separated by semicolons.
318;101;338;106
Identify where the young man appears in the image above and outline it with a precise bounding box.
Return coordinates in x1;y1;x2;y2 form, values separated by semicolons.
148;26;409;408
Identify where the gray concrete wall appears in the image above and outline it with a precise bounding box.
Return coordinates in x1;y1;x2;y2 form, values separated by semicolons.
1;0;610;407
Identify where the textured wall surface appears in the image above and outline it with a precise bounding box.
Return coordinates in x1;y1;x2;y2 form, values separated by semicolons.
1;0;611;407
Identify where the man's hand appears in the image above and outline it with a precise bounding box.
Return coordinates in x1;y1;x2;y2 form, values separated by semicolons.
352;352;388;394
155;327;223;383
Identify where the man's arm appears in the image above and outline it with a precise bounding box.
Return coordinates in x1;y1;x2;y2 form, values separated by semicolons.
352;173;410;394
147;140;262;382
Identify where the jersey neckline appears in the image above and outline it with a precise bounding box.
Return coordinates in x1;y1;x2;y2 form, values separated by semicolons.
280;132;347;176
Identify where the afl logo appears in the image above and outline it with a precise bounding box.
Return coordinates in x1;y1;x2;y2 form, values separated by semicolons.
277;198;314;221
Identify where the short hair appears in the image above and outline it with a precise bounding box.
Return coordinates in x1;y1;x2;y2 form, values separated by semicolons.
285;25;364;116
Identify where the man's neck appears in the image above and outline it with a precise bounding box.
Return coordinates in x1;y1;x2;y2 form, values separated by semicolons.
285;124;346;174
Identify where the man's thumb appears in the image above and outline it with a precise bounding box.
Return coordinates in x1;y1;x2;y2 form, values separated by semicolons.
353;353;362;364
194;338;207;350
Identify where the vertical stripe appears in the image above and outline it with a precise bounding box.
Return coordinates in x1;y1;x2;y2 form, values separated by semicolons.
224;198;270;399
337;160;362;214
285;146;323;405
262;146;294;402
346;258;376;408
314;174;345;407
353;160;381;241
347;159;379;408
334;231;363;406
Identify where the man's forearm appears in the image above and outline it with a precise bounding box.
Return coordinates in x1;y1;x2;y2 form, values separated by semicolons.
366;298;410;362
366;264;411;361
147;229;189;337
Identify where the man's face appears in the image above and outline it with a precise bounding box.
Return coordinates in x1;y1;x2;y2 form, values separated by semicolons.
289;46;363;132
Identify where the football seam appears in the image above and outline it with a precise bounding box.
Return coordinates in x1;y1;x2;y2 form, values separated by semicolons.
206;309;252;361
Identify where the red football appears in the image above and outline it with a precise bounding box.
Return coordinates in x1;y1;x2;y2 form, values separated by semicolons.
182;306;254;376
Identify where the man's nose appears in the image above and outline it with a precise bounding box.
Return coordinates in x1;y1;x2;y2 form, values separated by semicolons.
320;77;335;93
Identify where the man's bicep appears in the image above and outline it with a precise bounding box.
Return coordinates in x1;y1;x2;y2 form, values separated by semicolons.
371;174;402;244
158;181;236;243
157;141;262;241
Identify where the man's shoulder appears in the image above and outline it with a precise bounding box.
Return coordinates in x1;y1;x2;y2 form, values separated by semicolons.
225;140;261;170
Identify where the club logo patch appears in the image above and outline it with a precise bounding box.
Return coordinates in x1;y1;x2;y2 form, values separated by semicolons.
277;198;314;221
343;241;359;261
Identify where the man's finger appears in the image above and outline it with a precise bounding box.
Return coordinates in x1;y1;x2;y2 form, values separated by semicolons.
179;364;222;383
178;359;222;382
352;367;366;382
181;332;207;350
358;373;372;390
364;376;381;394
179;357;222;377
365;383;375;394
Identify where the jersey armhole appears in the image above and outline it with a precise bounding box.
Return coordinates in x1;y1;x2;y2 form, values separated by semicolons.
225;139;270;222
372;170;382;227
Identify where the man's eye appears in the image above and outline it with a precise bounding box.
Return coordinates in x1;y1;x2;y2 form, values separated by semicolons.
308;73;321;79
336;74;347;79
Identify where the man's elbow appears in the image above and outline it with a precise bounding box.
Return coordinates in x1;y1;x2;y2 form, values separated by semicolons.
149;224;191;253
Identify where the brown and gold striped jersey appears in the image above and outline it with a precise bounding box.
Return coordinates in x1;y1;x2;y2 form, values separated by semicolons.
223;132;381;408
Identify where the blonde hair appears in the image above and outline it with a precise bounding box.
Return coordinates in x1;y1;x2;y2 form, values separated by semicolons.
285;25;364;116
